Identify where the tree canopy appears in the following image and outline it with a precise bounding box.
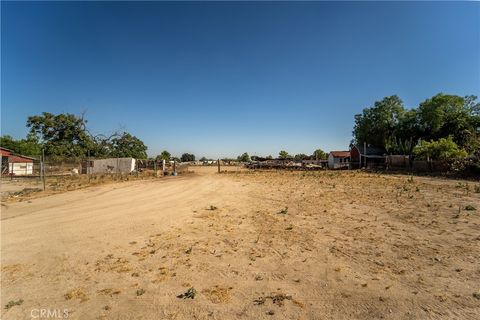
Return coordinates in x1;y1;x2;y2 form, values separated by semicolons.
108;132;147;159
237;152;250;162
353;94;480;156
278;150;291;159
294;153;309;161
312;149;327;160
180;153;195;162
2;112;148;159
27;112;96;158
156;150;171;161
0;134;41;157
413;136;467;160
353;95;405;149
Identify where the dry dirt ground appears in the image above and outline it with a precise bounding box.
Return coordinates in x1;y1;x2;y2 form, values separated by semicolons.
1;167;479;320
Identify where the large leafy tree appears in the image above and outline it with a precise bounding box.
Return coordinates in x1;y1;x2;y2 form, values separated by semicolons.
24;112;149;159
156;150;171;161
27;112;96;158
312;149;327;160
237;152;250;162
294;153;309;161
353;94;480;156
278;150;291;159
0;134;42;157
413;136;467;160
180;153;195;162
418;94;480;153
353;95;405;148
109;132;148;159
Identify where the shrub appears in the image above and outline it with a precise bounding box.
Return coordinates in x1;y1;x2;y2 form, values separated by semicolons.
413;136;467;160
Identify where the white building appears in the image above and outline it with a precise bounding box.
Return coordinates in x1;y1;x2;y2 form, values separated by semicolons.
1;147;35;175
328;151;351;169
8;162;34;175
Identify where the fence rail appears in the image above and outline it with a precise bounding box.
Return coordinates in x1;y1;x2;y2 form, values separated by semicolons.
1;157;190;192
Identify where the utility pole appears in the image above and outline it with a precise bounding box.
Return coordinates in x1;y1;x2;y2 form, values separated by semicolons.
217;159;221;173
87;150;91;183
363;142;367;169
41;148;46;191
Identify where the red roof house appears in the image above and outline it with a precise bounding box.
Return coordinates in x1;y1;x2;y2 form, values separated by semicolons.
1;147;35;175
328;151;351;169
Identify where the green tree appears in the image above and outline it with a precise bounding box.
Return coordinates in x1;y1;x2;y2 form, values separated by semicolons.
156;150;171;161
180;153;195;162
266;155;273;160
418;94;480;153
294;153;309;161
413;136;467;160
353;95;405;147
278;150;291;159
0;134;41;157
24;112;150;159
109;132;148;159
27;112;96;158
237;152;250;162
199;156;208;162
386;108;422;155
312;149;327;160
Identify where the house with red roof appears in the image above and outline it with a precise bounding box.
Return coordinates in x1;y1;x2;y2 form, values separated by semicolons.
328;151;351;169
1;147;36;175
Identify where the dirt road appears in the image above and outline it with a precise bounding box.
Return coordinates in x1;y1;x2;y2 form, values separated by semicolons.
1;168;479;319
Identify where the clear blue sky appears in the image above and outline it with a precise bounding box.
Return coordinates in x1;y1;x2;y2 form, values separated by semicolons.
1;1;479;158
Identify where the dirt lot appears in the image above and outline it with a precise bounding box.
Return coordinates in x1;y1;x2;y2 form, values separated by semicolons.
1;167;479;319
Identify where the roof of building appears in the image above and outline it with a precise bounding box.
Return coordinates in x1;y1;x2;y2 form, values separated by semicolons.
329;151;351;158
0;147;13;155
8;155;34;163
351;144;386;156
0;147;36;161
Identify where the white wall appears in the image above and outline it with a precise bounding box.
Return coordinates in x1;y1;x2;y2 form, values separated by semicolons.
87;158;136;174
328;154;335;169
328;155;349;169
9;162;33;175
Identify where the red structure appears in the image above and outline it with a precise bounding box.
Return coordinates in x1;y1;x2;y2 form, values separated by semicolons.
1;147;35;175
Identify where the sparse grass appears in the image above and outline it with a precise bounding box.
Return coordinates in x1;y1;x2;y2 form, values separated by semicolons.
97;288;121;296
64;288;88;302
202;286;232;304
177;287;197;299
136;288;146;296
208;205;218;210
4;299;23;310
475;184;480;193
254;293;293;307
465;205;476;211
277;207;288;215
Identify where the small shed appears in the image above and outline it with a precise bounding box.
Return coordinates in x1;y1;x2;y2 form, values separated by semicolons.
1;147;35;175
328;151;351;169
